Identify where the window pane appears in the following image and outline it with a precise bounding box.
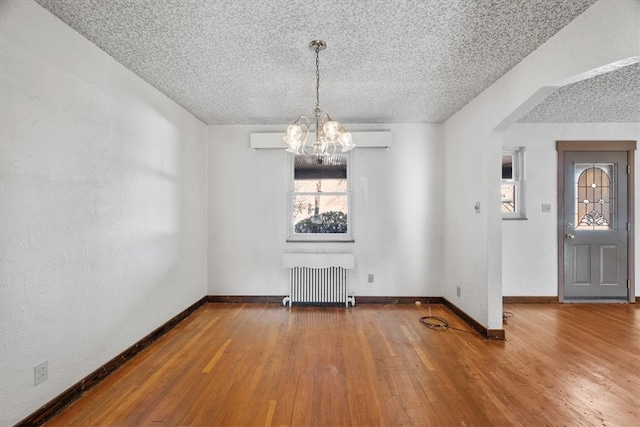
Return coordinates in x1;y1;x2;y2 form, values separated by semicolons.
502;154;514;180
501;184;516;213
294;178;347;192
293;194;348;234
294;154;347;180
574;163;614;230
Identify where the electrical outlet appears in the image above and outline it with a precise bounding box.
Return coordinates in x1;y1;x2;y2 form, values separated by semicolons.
456;286;461;298
367;274;374;283
542;203;551;213
34;361;48;386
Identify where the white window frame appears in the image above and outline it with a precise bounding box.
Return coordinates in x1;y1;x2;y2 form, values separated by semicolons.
287;152;354;242
502;147;526;220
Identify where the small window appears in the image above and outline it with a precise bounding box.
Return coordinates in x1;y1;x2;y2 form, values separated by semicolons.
502;148;526;219
575;163;614;230
287;154;353;241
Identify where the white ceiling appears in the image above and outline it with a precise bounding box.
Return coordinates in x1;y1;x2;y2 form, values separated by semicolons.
518;62;640;123
33;0;634;126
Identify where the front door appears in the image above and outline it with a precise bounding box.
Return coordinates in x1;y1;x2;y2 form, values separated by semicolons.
560;149;630;300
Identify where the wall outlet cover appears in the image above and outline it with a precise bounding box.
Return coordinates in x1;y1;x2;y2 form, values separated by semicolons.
34;361;48;386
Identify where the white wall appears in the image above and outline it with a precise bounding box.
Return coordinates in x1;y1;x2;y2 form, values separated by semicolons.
502;123;640;297
0;2;208;425
443;0;640;329
207;124;444;298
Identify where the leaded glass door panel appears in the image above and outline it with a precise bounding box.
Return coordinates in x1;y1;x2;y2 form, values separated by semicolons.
562;151;628;299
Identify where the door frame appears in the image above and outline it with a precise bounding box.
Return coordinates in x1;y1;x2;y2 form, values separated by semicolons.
557;140;636;303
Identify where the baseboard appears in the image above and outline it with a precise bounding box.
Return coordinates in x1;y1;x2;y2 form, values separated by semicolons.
441;298;506;340
205;295;444;305
503;296;559;304
16;296;208;427
502;296;638;304
353;296;443;304
206;295;284;304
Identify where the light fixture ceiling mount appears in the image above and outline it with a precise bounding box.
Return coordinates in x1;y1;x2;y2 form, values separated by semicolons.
284;40;354;156
309;39;326;52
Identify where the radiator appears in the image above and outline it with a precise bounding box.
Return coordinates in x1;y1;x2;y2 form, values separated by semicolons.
282;267;355;307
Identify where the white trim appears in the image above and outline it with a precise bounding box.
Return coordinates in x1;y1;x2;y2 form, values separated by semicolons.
251;131;391;149
282;253;355;269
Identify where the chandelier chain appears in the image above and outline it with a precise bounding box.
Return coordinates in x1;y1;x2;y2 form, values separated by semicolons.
315;45;320;109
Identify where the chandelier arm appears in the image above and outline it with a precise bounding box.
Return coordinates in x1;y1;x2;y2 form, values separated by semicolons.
297;115;311;147
325;142;337;156
301;140;317;156
294;115;310;127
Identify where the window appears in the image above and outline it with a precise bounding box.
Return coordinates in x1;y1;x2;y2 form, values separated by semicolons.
287;153;353;241
502;147;526;219
575;163;614;230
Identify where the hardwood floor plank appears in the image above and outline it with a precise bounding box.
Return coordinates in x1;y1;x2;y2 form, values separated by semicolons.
44;302;640;426
400;325;435;372
264;400;277;427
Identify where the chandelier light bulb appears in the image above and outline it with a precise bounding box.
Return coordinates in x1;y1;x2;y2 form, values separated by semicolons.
338;132;354;151
287;124;303;138
284;133;302;154
323;120;341;139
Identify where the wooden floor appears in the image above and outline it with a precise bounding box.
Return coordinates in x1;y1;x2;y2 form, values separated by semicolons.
46;303;640;426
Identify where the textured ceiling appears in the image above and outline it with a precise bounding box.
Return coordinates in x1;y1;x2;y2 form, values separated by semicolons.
34;0;601;125
519;63;640;123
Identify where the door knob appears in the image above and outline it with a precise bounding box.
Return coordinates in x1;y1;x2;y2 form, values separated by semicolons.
565;233;575;239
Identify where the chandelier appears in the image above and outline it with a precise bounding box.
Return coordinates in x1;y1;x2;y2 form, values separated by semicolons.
284;40;354;156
